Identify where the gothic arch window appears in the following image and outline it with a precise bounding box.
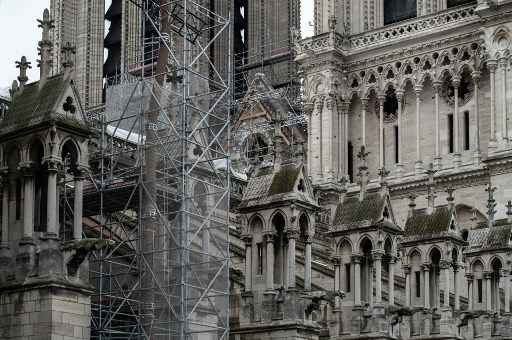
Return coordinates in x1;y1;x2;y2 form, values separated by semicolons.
384;0;417;25
31;140;47;233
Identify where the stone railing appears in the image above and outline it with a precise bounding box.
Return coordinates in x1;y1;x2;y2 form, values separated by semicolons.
349;4;478;50
296;4;478;55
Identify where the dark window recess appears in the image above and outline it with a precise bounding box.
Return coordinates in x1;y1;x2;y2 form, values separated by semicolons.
257;243;263;275
348;142;354;182
384;0;417;25
448;114;454;153
394;125;399;164
477;279;483;303
464;111;470;151
345;263;351;292
415;271;421;298
447;0;476;8
15;179;21;220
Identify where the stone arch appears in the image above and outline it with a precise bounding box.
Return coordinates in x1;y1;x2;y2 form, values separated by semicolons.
337;238;353;256
298;212;310;239
407;247;424;262
358;234;374;253
59;137;81;167
269;210;287;232
271;210;287;287
489;255;504;272
428;246;443;263
399;77;415;91
492;26;511;56
249;214;265;233
28;136;47;162
471;257;485;271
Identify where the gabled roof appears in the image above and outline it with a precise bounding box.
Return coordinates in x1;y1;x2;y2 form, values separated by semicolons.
404;205;460;241
466;224;512;252
332;192;399;232
0;74;89;135
239;163;316;209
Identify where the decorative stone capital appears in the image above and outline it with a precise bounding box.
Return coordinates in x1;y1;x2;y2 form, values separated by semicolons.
439;260;451;270
452;76;461;87
351;254;363;264
433;81;443;92
241;234;253;245
285;229;299;240
304;235;313;244
414;85;423;96
18;161;36;176
263;232;275;243
331;256;341;266
371;250;384;261
484;272;492;279
402;264;411;274
465;272;474;281
487;59;498;72
396;89;404;100
43;157;62;172
422;264;431;271
72;166;89;179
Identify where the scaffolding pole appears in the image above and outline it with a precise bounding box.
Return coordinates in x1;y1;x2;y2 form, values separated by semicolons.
88;1;231;339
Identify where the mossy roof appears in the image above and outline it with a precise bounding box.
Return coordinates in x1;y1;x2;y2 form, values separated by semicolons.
0;74;89;134
404;206;455;240
332;193;388;230
467;225;512;251
240;163;316;209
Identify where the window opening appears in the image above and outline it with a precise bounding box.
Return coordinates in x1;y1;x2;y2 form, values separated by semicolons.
415;271;421;298
464;111;470;151
384;0;417;25
448;114;454;153
345;263;351;292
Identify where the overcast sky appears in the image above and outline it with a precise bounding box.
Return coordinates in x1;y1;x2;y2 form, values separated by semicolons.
0;0;314;96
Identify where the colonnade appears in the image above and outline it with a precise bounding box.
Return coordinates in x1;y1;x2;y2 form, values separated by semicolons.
0;153;85;248
243;229;313;292
466;270;511;314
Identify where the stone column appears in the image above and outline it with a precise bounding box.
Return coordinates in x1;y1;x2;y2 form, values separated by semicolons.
466;273;474;310
454;266;460;310
500;58;509;143
242;235;252;291
505;272;510;314
333;256;341;307
378;95;385;169
21;164;35;240
389;257;395;305
311;97;324;181
404;265;411;307
423;264;430;308
415;86;423;173
353;255;362;306
396;91;404;175
265;232;275;291
373;251;383;304
304;236;312;291
46;160;60;237
0;172;8;248
453;77;462;167
489;60;498;149
286;229;297;289
472;71;482;165
361;98;368;147
323;98;336;180
441;261;450;308
73;169;85;240
433;81;442;170
485;272;492;312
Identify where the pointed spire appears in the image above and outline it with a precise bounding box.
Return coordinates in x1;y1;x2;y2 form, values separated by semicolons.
357;146;370;202
378;166;390;195
425;163;437;214
9;80;19;99
446;187;455;210
408;194;417;218
506;200;512;224
37;8;54;81
485;182;497;227
15;56;31;89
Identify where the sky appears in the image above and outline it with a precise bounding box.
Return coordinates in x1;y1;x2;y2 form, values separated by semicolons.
0;0;315;96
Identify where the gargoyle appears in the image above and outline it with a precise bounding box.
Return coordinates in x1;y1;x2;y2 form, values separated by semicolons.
305;290;345;316
62;239;114;276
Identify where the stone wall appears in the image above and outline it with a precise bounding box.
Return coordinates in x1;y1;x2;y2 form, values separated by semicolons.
0;284;91;340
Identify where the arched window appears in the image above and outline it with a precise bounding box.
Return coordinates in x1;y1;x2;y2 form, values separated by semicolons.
272;213;287;287
384;0;417;25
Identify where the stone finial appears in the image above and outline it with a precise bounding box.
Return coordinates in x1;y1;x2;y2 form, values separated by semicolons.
15;56;31;88
446;187;455;209
61;42;76;71
378;166;390;194
357;146;370;202
408;194;416;218
9;80;19;99
37;8;54;81
485;182;497;227
425;163;437;214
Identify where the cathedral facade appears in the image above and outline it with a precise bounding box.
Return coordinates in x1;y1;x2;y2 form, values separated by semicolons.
230;0;512;339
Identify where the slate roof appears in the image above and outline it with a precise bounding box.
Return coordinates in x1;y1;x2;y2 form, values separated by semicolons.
240;163;315;208
403;206;456;241
466;224;512;251
332;192;388;231
0;74;88;134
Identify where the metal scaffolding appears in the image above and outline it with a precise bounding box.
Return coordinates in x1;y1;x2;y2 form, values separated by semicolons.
87;1;231;338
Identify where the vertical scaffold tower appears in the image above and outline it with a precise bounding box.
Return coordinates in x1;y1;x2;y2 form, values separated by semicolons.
88;0;231;338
